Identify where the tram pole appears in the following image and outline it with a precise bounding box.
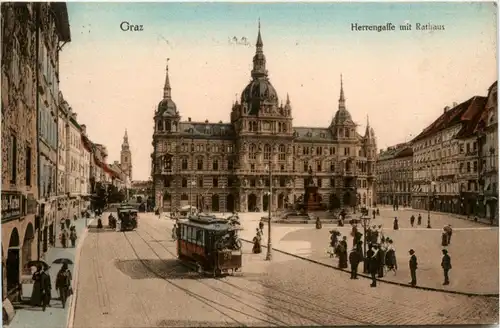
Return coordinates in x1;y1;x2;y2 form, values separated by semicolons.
266;158;273;261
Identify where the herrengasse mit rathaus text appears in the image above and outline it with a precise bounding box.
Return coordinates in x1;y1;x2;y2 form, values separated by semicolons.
151;25;377;214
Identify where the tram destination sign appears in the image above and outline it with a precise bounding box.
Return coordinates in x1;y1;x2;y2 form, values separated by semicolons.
2;192;22;222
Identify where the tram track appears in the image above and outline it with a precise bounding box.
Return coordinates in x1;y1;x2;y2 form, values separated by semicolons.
121;228;281;327
136;224;369;326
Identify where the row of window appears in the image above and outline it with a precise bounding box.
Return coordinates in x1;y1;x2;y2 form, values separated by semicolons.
179;225;205;246
38;104;57;149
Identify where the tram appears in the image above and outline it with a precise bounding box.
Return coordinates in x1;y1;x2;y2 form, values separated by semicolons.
176;214;242;276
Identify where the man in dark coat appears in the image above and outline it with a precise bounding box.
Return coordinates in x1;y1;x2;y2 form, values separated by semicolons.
369;245;380;287
410;215;415;227
349;248;362;279
441;249;452;285
40;267;52;311
408;249;418;287
417;214;422;225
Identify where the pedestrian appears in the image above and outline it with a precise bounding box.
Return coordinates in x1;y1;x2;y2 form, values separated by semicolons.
30;265;43;307
69;228;77;247
56;263;72;308
441;228;449;246
59;229;68;248
378;241;386;278
385;239;397;274
441;249;452;285
417;214;422;226
338;236;348;269
372;209;376;220
410;215;415;227
408;249;418;287
393;217;399;230
349;248;362;279
65;217;71;229
60;218;65;231
369;244;380;287
446;225;453;244
40;265;52;311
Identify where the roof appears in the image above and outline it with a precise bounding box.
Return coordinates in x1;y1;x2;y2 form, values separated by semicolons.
51;2;71;42
455;97;488;139
378;143;412;161
411;96;486;143
293;127;333;141
179;215;231;231
178;121;235;139
69;117;81;130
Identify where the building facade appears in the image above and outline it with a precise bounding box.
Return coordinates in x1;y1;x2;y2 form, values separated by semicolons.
67;112;82;219
79;124;91;212
412;97;487;215
1;2;70;302
56;91;70;244
151;26;377;213
376;144;413;206
478;81;498;222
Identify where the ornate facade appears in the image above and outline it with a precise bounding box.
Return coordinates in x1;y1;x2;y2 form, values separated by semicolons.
151;26;377;213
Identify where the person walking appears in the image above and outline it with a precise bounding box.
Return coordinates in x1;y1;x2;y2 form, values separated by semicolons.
56;263;72;308
417;214;422;226
408;249;418;287
30;265;43;307
40;266;52;311
393;217;399;230
369;244;380;287
69;228;77;248
410;215;415;227
65;217;71;229
349;248;362;279
59;229;68;248
441;249;452;285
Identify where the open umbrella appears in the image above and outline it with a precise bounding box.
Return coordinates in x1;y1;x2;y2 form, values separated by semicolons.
52;258;73;265
26;260;49;270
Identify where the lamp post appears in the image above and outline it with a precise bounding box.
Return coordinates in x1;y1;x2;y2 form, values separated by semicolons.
189;177;196;215
427;180;435;229
265;160;273;261
361;215;371;273
222;184;226;217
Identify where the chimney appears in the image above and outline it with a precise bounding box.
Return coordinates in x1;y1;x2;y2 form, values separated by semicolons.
452;102;458;107
188;117;191;122
80;124;86;134
444;106;450;113
205;119;209;123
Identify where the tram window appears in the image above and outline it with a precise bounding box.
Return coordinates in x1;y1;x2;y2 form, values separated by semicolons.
188;227;196;242
181;225;187;240
196;230;204;246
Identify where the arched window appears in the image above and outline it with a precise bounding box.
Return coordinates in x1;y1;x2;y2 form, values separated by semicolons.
212;159;219;171
165;119;171;132
249;144;257;160
279;144;286;161
181;158;188;170
181;178;187;188
157;120;163;131
264;144;271;160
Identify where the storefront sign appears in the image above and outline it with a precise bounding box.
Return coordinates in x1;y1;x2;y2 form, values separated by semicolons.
1;193;22;222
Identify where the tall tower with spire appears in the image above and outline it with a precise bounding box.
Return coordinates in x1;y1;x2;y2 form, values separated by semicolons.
120;129;132;180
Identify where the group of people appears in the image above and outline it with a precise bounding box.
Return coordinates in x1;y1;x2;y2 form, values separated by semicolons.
30;263;73;311
59;219;78;248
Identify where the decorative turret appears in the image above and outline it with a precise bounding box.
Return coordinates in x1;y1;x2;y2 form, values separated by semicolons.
156;59;178;117
122;129;129;151
330;74;354;127
240;20;279;115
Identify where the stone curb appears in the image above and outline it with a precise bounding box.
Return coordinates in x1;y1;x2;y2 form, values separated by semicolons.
66;219;94;328
401;208;497;226
240;238;499;298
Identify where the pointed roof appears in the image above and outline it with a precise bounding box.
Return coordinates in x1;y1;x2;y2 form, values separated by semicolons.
365;115;372;138
331;74;354;126
256;18;263;48
163;59;171;99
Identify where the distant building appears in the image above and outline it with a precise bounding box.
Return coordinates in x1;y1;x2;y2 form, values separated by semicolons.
120;130;132;180
376;144;413;206
151;25;377;213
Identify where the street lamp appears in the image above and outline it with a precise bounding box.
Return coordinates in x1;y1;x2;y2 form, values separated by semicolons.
222;184;226;217
427;180;435;229
361;215;371;273
265;160;273;261
189;177;196;215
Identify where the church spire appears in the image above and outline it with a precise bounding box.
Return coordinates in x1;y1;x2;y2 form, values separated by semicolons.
365;115;371;137
338;74;346;109
163;58;171;99
251;19;267;79
122;129;129;150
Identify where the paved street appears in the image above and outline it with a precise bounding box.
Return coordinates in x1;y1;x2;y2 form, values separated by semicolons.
72;212;498;327
272;208;498;295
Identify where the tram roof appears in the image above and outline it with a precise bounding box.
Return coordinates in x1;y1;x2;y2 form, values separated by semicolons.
179;215;231;231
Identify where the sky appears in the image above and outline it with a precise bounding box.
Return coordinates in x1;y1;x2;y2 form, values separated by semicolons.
59;2;498;181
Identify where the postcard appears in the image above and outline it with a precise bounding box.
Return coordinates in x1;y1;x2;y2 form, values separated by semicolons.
1;2;498;328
